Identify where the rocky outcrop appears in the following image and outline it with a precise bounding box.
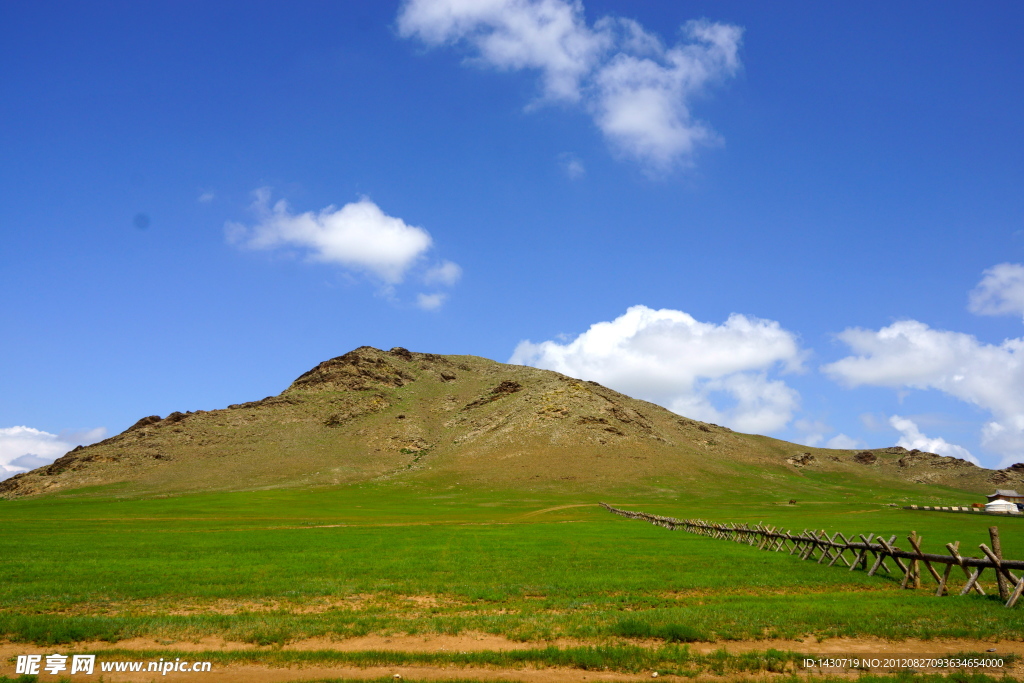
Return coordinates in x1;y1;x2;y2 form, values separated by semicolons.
288;346;421;392
463;380;522;410
854;451;877;465
787;453;816;467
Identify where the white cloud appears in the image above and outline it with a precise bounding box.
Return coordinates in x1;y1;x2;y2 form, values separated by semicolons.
0;426;106;481
889;415;979;465
398;0;742;170
794;418;831;447
198;191;215;204
227;189;443;285
590;19;741;169
969;263;1024;320
397;0;608;102
792;419;868;451
415;261;462;310
416;292;448;310
424;260;463;286
510;305;803;433
981;420;1024;468
823;319;1024;466
826;433;863;450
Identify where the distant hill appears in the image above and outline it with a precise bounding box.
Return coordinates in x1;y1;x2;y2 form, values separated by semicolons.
3;346;1022;499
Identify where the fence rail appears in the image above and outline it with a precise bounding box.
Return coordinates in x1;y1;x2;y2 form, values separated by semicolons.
905;504;1022;516
600;503;1024;608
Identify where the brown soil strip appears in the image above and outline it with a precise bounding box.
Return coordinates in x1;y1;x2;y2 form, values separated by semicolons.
7;664;659;682
0;634;583;658
5;635;1022;682
4;634;1022;657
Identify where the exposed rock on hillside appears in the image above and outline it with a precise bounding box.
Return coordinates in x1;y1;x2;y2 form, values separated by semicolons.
288;346;420;391
787;453;816;467
854;451;877;465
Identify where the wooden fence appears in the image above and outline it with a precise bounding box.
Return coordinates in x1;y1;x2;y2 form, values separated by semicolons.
905;504;1023;516
600;503;1024;608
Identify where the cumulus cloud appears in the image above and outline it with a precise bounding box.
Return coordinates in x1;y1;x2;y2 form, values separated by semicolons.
227;189;445;285
889;415;979;465
398;0;742;170
969;263;1024;320
509;305;804;433
0;426;106;481
823;319;1024;466
590;19;741;168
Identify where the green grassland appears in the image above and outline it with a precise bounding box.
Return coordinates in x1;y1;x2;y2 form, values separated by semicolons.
3;469;1023;651
3;646;1020;680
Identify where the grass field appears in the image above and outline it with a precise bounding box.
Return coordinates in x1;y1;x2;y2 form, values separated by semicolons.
3;471;1023;654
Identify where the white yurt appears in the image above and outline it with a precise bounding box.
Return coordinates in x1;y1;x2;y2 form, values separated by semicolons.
985;499;1019;513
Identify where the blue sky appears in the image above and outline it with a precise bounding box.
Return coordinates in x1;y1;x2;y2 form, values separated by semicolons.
3;0;1024;478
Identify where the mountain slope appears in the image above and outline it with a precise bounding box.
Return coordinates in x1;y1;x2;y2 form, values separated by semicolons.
3;346;1021;499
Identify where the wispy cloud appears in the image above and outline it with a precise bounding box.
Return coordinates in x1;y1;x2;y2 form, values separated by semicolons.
793;418;831;447
416;260;462;310
511;305;803;433
398;0;742;171
558;153;586;179
825;433;863;450
423;260;463;286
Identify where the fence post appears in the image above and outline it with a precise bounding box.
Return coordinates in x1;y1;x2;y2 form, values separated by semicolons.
991;527;1009;601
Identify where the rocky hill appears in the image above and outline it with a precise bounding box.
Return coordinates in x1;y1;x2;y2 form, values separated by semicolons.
3;346;1021;499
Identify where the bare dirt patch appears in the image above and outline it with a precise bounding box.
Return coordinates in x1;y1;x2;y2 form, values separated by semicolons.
0;633;587;657
4;635;1023;682
25;664;661;682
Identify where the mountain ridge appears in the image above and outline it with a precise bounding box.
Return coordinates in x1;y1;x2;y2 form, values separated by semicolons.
3;346;1022;499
